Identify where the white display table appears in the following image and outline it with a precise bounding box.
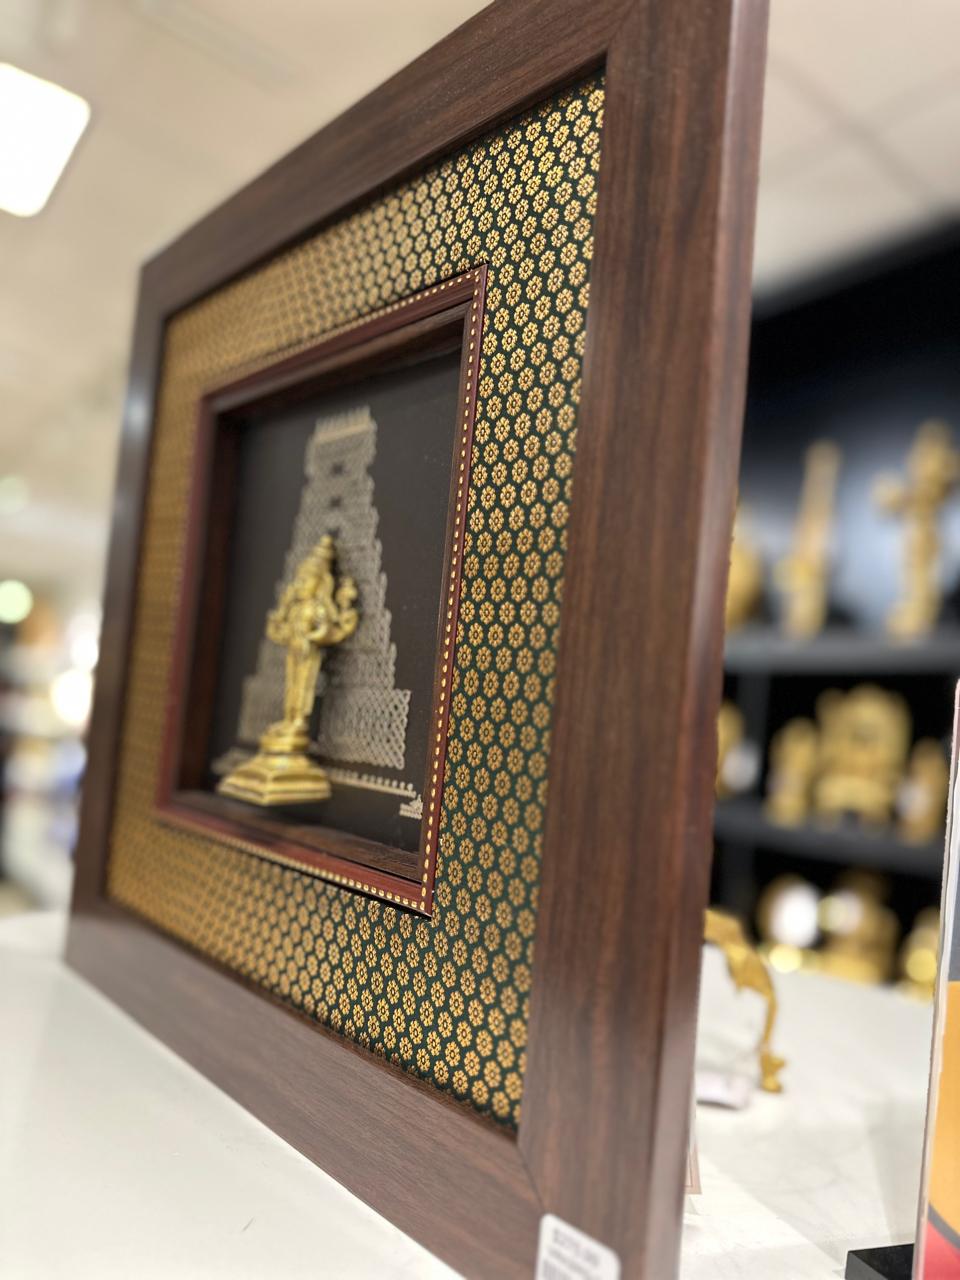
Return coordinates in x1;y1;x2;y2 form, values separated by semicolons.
687;947;931;1278
0;912;932;1278
0;912;456;1280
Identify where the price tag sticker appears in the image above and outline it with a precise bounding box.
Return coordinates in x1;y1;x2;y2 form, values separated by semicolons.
536;1214;620;1280
695;1068;753;1110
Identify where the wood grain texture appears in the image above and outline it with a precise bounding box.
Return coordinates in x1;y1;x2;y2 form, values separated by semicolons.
521;2;768;1276
69;0;768;1275
68;904;542;1279
158;792;420;886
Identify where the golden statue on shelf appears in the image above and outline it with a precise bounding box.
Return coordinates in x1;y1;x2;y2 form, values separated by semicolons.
874;419;960;638
704;908;785;1093
765;717;819;826
218;536;359;806
774;440;840;639
755;872;900;988
898;738;949;845
725;505;763;632
716;702;745;798
813;684;911;826
897;906;940;1000
817;871;899;985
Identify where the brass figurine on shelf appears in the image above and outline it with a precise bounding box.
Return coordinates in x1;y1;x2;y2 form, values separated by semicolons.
218;536;359;805
874;419;960;638
765;717;819;826
813;684;911;826
757;872;900;988
716;703;760;799
817;871;899;985
756;874;820;962
704;908;785;1093
774;440;841;639
898;738;949;845
716;702;745;798
725;505;763;632
897;907;940;1000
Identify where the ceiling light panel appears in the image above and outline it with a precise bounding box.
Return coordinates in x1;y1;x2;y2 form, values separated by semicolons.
0;63;90;217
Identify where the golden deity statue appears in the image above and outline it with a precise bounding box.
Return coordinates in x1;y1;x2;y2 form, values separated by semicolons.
716;701;745;798
774;440;840;638
874;419;960;638
813;685;911;826
897;906;940;1000
218;536;359;805
817;871;899;985
756;872;902;988
765;717;819;826
725;504;763;632
898;738;949;845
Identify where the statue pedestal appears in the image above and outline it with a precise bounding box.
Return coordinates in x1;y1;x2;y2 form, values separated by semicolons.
217;750;332;805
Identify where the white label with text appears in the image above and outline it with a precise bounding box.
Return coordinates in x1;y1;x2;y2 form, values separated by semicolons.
535;1214;620;1280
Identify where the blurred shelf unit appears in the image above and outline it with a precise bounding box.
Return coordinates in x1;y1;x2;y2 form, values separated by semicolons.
725;627;960;676
0;643;64;685
714;797;943;878
714;223;960;933
1;818;74;909
0;637;84;910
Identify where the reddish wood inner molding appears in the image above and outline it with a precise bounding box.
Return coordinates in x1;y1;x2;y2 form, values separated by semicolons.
154;268;487;915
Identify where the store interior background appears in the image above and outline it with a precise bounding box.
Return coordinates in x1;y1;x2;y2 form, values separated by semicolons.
1;0;959;1003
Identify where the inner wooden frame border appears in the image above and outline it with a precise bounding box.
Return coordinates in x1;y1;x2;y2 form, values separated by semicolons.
154;268;486;915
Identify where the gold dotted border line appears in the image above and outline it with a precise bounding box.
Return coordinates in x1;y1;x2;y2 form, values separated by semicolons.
184;269;484;914
420;269;483;912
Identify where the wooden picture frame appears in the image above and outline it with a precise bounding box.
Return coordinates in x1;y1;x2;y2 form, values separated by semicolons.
67;2;768;1277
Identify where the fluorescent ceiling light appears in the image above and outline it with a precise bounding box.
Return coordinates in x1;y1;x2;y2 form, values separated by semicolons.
50;667;93;727
0;579;33;624
0;63;90;217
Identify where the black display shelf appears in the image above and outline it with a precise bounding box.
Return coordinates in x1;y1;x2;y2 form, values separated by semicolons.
724;627;960;676
845;1242;913;1279
714;797;944;877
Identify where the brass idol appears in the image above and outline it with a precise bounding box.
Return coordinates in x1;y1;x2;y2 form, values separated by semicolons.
774;440;840;638
874;420;960;638
725;504;763;632
218;536;359;805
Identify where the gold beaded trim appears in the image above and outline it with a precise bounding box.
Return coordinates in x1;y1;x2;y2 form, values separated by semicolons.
419;270;484;910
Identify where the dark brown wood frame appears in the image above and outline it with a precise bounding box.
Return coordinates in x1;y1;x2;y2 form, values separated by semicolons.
155;269;487;914
67;1;768;1276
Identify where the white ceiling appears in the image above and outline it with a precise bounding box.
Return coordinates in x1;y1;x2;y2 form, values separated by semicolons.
756;0;960;291
0;0;958;606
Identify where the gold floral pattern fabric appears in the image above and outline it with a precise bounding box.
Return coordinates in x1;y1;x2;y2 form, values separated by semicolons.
107;75;604;1128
